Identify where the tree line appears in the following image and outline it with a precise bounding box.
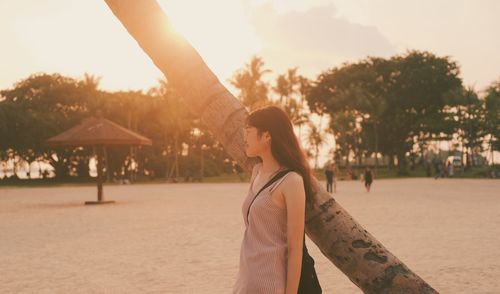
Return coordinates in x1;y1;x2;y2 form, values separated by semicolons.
0;50;498;182
307;50;499;174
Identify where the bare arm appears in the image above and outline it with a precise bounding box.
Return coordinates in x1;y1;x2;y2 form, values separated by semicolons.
282;172;306;294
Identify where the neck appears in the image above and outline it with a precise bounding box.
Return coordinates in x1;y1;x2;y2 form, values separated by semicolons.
259;149;282;174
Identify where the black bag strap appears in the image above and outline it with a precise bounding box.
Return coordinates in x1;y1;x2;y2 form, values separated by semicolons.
246;169;292;223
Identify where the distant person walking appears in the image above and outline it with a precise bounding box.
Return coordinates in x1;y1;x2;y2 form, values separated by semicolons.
324;164;333;193
364;167;373;192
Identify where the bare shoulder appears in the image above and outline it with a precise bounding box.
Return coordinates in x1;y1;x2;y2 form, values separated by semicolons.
282;171;304;190
280;171;305;205
285;171;303;182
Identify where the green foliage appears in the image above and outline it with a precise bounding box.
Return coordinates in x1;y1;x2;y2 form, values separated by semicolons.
0;74;231;182
484;79;500;160
307;50;466;173
1;52;498;182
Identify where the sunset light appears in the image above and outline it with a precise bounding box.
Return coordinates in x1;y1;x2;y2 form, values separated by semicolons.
1;1;499;292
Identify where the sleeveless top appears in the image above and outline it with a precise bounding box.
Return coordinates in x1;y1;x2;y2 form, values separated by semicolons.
232;168;295;294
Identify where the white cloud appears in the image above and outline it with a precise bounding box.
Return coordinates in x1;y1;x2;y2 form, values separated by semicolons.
249;3;396;78
323;0;500;90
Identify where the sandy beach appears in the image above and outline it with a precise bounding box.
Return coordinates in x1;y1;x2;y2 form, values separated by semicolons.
1;178;499;293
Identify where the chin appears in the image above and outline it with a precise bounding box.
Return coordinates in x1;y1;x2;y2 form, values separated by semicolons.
245;149;255;157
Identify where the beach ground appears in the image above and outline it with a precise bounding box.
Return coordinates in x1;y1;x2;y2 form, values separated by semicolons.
1;178;499;293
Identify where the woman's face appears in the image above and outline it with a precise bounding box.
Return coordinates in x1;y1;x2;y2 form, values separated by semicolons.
244;126;269;157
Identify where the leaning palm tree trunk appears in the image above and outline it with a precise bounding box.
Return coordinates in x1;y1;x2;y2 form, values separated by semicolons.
103;1;437;292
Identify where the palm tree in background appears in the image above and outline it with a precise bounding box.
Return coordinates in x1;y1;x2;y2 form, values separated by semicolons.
230;56;271;110
273;68;310;143
148;79;195;181
306;121;325;169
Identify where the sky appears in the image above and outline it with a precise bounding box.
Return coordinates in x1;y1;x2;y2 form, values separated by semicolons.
1;0;499;92
1;0;499;165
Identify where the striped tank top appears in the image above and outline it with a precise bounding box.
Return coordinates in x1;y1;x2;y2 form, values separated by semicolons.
233;167;295;294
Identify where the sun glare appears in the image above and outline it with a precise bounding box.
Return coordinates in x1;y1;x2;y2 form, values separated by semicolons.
157;0;262;85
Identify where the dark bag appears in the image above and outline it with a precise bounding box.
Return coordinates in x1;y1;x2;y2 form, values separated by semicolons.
247;169;322;293
298;237;322;294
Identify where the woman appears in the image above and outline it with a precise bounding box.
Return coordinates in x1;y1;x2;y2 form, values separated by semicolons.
233;105;321;294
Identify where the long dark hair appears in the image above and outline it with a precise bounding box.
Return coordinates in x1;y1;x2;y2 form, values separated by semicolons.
245;105;317;205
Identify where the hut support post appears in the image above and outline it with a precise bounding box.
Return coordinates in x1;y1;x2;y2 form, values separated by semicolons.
97;145;104;201
86;145;115;205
